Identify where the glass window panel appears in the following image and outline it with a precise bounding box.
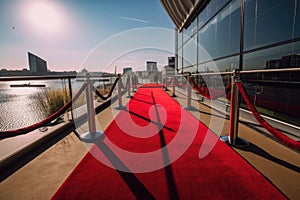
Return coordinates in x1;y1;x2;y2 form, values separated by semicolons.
292;41;300;67
295;0;300;38
183;18;197;43
244;0;295;51
214;56;239;72
183;65;197;73
243;42;294;70
198;0;229;29
198;0;240;63
183;35;197;67
198;17;217;63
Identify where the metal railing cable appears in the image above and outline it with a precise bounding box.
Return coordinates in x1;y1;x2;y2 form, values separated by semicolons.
0;83;88;140
188;76;231;100
93;77;120;100
0;76;123;140
236;81;300;151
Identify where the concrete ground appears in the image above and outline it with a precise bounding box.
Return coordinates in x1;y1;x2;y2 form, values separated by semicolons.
0;89;299;199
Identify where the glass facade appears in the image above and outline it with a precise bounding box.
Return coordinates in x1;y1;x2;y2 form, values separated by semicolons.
176;0;300;124
177;0;300;73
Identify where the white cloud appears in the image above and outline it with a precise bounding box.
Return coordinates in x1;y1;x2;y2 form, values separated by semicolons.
119;16;150;23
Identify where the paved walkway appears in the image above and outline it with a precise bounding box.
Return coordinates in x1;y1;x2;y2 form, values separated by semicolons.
0;85;299;199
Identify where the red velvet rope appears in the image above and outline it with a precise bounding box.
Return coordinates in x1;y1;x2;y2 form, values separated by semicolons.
93;77;120;100
0;83;88;140
236;82;300;151
188;77;231;100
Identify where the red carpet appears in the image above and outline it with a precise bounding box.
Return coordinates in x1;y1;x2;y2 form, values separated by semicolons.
52;85;286;200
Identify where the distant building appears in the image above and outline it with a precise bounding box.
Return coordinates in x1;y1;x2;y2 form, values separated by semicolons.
123;67;132;74
266;55;300;69
28;52;47;73
168;57;175;68
163;57;175;77
146;61;158;71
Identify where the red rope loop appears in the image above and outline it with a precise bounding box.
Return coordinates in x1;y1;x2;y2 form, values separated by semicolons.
0;83;88;140
188;77;231;100
236;82;300;151
93;77;120;100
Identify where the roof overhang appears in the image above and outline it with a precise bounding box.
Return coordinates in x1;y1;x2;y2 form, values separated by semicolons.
160;0;207;31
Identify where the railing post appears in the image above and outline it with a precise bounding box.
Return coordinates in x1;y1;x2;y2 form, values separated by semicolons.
127;74;132;98
80;73;103;143
132;74;136;92
165;74;168;91
184;73;195;110
171;76;176;97
221;69;248;147
115;74;126;110
67;77;74;121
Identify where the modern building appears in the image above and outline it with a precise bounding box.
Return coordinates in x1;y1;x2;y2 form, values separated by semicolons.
123;67;132;74
28;52;47;73
168;56;175;68
146;61;158;71
160;0;300;122
163;57;175;76
161;0;300;73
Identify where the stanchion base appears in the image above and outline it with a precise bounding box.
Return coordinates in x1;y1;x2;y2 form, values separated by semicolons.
184;106;198;111
80;131;104;143
220;136;249;148
126;95;133;98
114;105;127;110
171;94;177;97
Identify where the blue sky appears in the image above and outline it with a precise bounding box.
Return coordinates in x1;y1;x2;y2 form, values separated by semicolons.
0;0;174;72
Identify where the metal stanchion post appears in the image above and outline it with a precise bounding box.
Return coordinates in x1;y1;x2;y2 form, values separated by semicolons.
115;74;126;110
184;74;196;110
127;74;132;98
165;74;168;91
67;77;74;121
131;75;135;92
171;76;176;97
220;69;248;147
80;74;104;143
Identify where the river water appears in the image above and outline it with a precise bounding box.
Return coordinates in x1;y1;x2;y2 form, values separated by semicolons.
0;80;73;131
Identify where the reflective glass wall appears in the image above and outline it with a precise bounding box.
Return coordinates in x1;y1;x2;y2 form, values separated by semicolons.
176;0;300;124
177;0;300;73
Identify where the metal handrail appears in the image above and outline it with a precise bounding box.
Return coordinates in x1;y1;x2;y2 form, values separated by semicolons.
190;67;300;76
0;74;117;82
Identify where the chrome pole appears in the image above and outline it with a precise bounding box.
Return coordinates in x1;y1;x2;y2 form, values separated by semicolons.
80;73;103;143
165;75;168;91
184;74;195;110
171;76;176;97
221;69;248;147
229;70;240;145
86;77;96;135
68;77;74;120
115;74;126;110
127;74;131;98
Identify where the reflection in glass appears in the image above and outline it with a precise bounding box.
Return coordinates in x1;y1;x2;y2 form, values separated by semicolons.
198;0;240;63
243;42;295;70
244;0;296;51
183;35;197;68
